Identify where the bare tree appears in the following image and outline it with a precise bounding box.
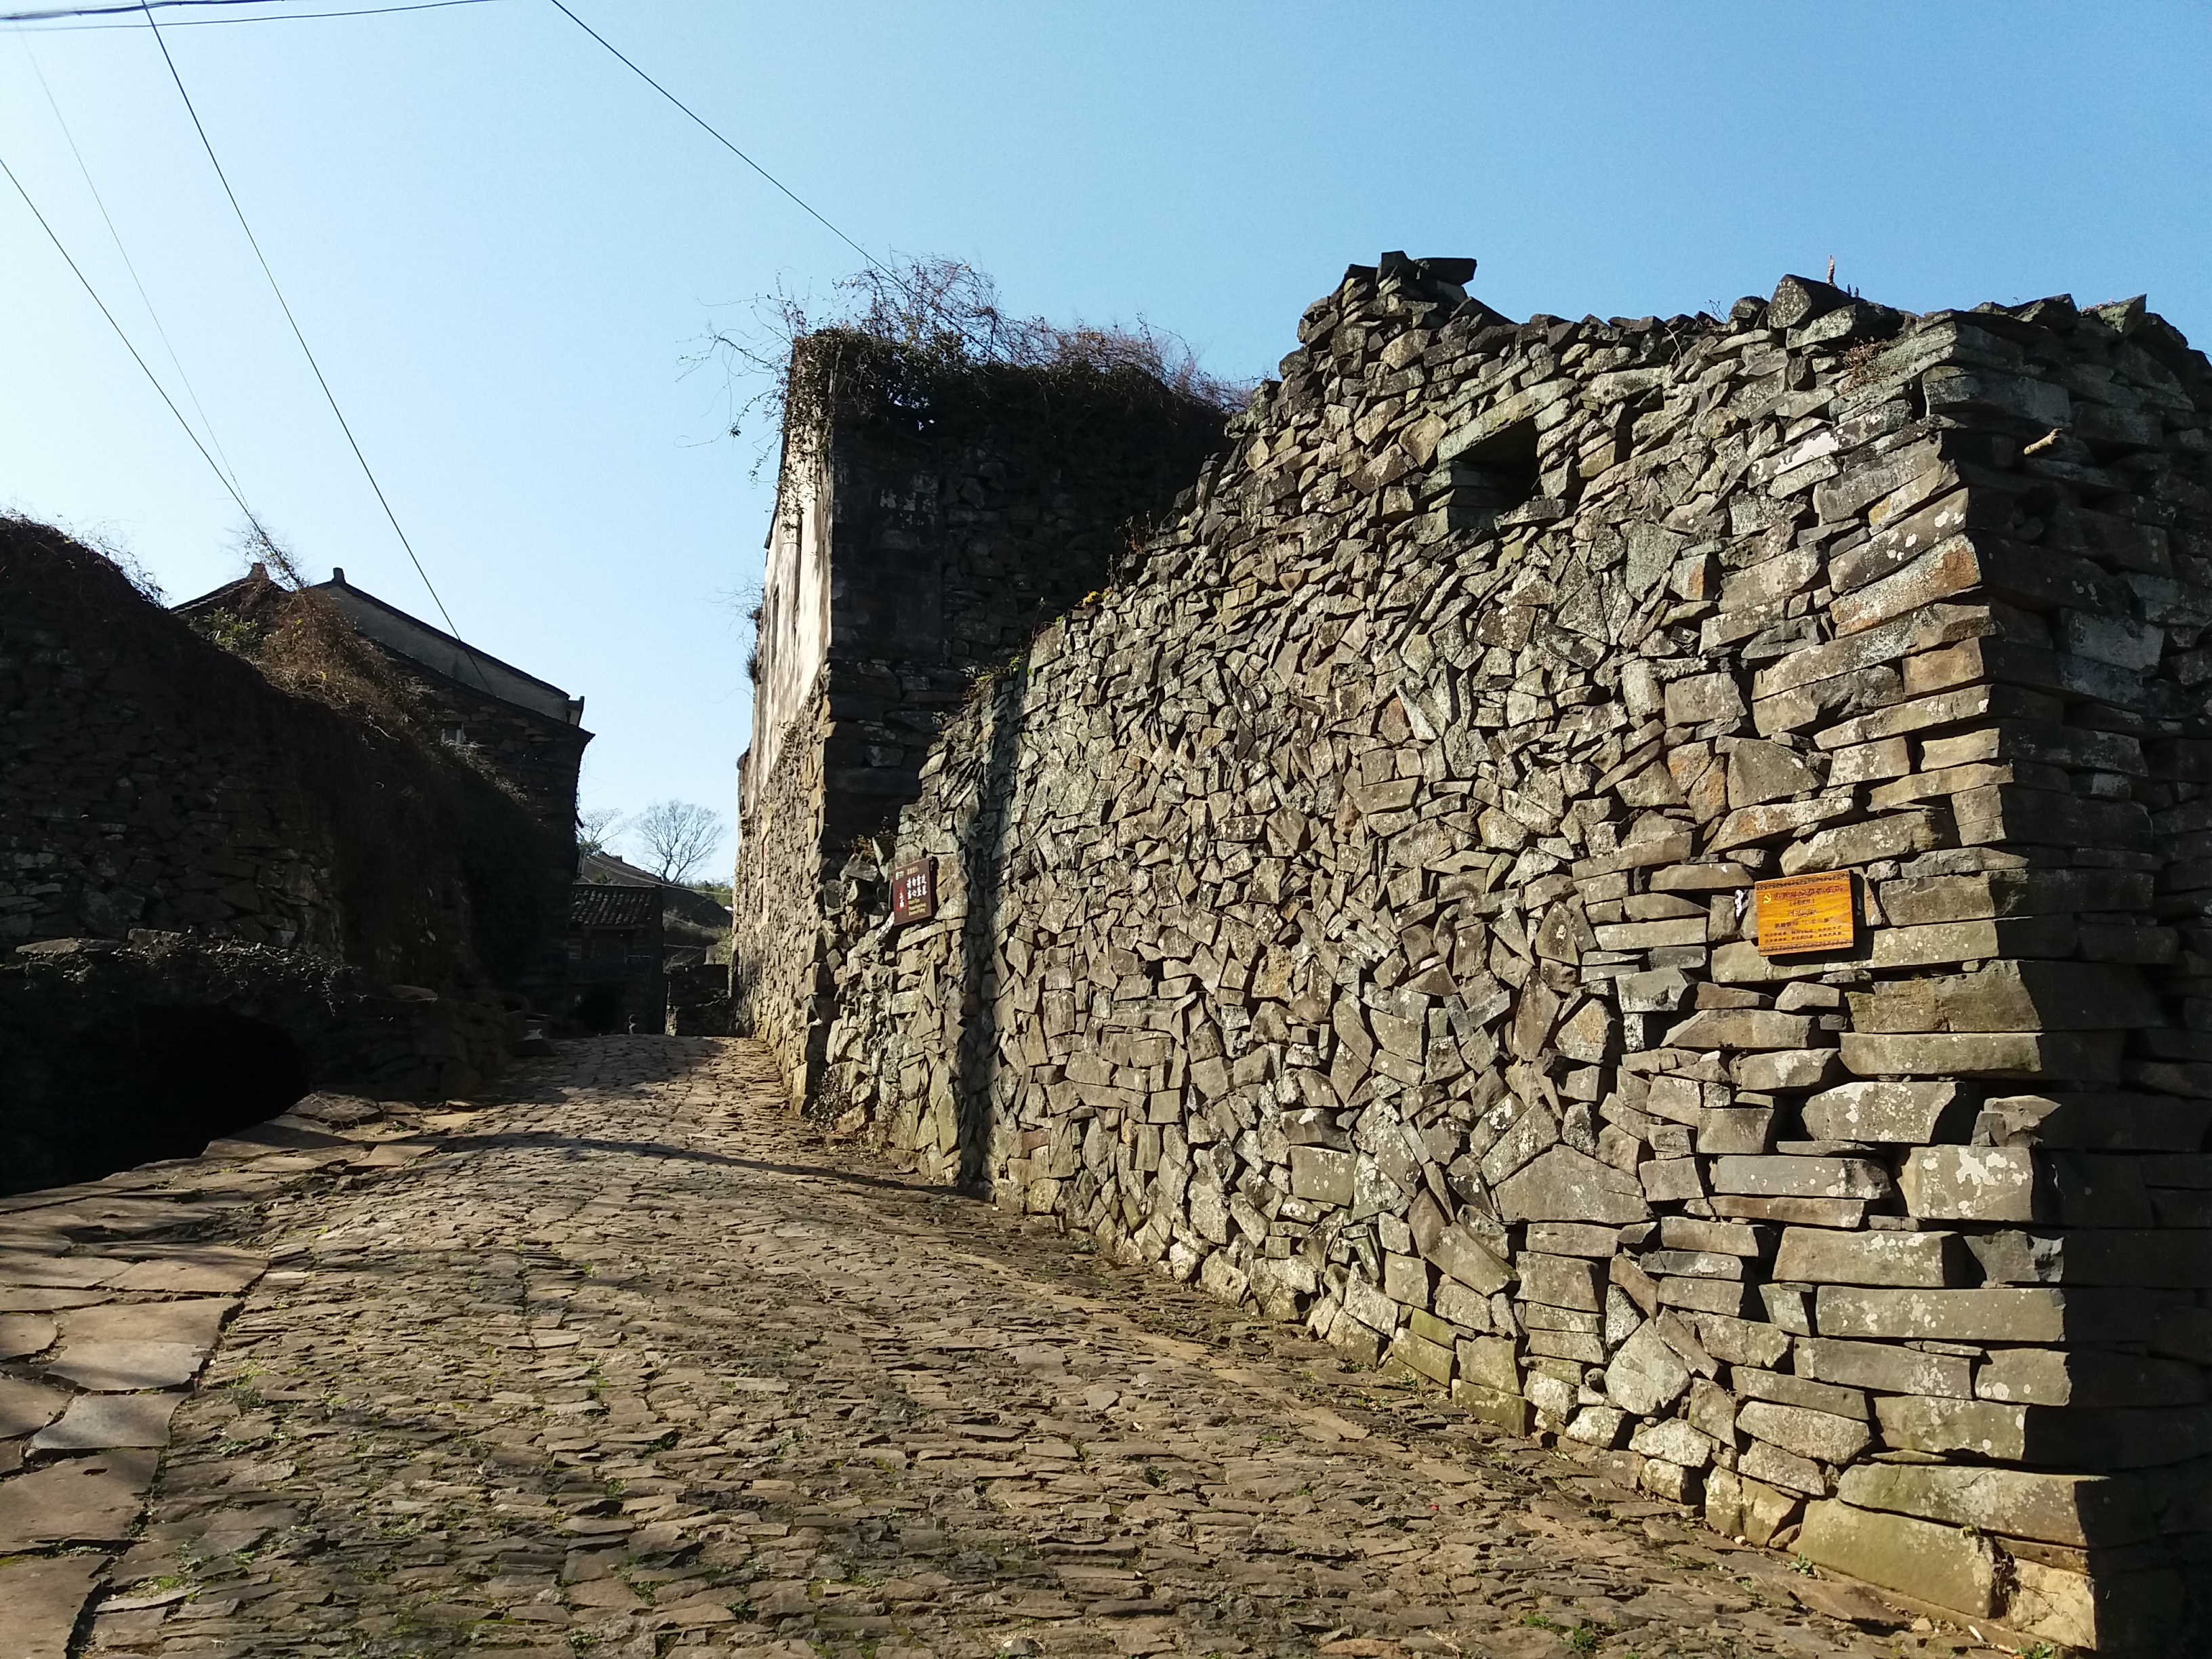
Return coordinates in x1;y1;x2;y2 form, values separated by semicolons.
577;806;625;860
632;800;726;884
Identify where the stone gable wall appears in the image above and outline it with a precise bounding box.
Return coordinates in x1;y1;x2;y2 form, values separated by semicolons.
784;261;2212;1651
732;352;1225;1097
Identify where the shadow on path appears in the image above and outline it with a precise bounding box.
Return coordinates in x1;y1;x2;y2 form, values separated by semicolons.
443;1129;966;1200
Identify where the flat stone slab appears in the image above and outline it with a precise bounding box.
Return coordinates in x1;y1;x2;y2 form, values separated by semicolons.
0;1311;58;1358
0;1288;111;1312
213;1119;360;1152
61;1297;234;1347
105;1250;266;1295
0;1374;72;1437
45;1340;209;1391
0;1448;159;1547
0;1252;126;1288
54;1197;227;1239
32;1391;185;1451
0;1553;107;1659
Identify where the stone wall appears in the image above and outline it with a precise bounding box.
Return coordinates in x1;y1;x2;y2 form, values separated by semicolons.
786;259;2212;1651
733;339;1226;1097
0;518;566;989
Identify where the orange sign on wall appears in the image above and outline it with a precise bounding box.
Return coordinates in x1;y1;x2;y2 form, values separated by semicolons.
1753;872;1856;956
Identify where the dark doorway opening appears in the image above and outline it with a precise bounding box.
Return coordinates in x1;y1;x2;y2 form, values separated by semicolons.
128;1006;312;1158
0;1004;310;1196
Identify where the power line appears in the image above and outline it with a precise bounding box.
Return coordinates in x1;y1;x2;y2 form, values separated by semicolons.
0;144;268;534
543;0;886;276
6;0;389;20
7;0;496;30
136;0;482;670
16;29;246;496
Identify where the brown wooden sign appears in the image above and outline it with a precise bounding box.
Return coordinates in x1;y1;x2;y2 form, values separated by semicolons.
890;857;937;926
1754;871;1856;956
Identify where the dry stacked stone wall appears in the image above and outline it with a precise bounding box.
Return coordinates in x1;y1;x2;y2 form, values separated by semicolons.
784;258;2212;1652
0;519;564;987
1;521;561;1181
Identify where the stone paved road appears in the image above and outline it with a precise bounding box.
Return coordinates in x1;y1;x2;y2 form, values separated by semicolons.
73;1038;1984;1659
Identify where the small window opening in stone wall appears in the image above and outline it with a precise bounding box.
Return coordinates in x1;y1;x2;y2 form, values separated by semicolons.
1450;418;1540;513
441;724;468;746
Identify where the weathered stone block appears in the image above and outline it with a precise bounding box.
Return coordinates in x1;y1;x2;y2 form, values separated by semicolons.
1800;1079;1970;1143
1605;1321;1691;1416
1654;1276;1759;1318
1337;1273;1400;1338
1795;1335;1971;1398
1864;1394;2196;1465
1695;1105;1774;1154
1977;1346;2207;1408
1382;1251;1432;1309
1797;1500;1996;1618
1528;1221;1623;1257
1864;916;2078;969
1738;1435;1825;1496
1564;1405;1631;1448
1391;1328;1455;1386
1780;811;1939;875
1878;866;2150;926
1450;1378;1530;1433
1835;1461;2156;1547
1841;1029;2124;1082
1426;1277;1490;1338
1850;961;2161;1035
1659;1216;1768;1256
1711;1155;1891;1201
1814;1285;2148;1344
1456;1334;1518;1395
1772;1226;1964;1288
1668;1008;1816;1050
1289;1146;1355;1206
1734;1366;1866;1421
1729;1047;1841;1093
1494;1145;1651;1225
1427;1223;1513;1295
1630;1416;1716;1469
1665;672;1747;728
1639;1155;1705;1202
1898;1145;2039;1221
1518;1252;1603;1312
1738;1399;1870;1465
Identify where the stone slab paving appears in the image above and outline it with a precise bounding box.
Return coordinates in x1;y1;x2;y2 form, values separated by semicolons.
0;1094;455;1649
9;1039;2020;1658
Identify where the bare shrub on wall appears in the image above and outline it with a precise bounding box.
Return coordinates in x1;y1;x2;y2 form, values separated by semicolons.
702;255;1251;475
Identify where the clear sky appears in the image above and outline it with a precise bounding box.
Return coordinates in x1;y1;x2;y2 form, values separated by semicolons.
5;1;2207;876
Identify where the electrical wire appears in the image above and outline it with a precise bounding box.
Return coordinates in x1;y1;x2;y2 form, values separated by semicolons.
6;0;495;30
16;29;246;496
0;145;270;536
5;0;392;20
543;0;886;276
136;0;484;672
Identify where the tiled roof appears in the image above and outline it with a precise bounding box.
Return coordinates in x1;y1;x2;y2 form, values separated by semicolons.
570;884;660;927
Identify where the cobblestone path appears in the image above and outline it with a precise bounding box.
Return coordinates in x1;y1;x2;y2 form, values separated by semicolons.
87;1039;1959;1658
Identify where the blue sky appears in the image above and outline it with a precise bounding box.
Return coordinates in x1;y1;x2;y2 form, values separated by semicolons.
4;1;2207;874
